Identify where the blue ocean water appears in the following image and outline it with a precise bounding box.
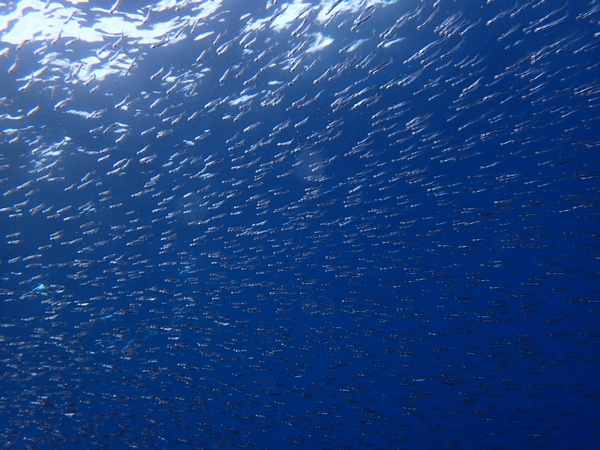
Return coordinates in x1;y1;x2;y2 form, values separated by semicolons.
1;0;599;448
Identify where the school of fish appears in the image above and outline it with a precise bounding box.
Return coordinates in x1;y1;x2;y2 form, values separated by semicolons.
1;0;599;448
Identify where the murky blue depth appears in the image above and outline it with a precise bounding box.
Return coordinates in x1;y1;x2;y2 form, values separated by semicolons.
1;0;599;448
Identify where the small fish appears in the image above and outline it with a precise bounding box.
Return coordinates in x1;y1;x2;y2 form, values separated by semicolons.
157;129;173;139
53;97;74;110
351;4;378;32
27;105;40;117
109;0;120;14
8;56;18;73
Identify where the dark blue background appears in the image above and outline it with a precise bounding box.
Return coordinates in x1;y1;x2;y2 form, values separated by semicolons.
1;0;599;448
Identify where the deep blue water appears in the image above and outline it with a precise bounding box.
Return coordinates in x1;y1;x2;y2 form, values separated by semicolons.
1;0;599;448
